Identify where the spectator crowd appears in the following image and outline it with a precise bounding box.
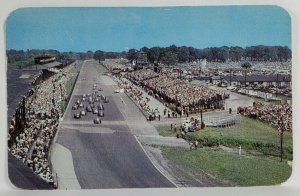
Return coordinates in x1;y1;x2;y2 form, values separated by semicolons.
102;59;127;71
8;64;77;186
238;102;292;132
125;69;225;115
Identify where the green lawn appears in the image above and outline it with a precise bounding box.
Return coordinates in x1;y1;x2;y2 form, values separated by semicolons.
161;146;292;186
8;58;35;68
60;64;81;113
189;117;293;148
60;76;77;113
156;125;178;137
156;117;293;159
95;62;109;73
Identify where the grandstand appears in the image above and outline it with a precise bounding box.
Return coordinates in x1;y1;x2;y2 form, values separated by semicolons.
34;56;56;64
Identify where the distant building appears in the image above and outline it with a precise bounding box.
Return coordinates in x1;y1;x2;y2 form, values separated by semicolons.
211;76;222;85
222;74;291;87
132;51;149;70
196;76;212;83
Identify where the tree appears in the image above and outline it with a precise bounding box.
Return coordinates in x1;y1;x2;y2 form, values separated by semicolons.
177;46;190;62
218;46;229;62
140;46;149;53
229;46;244;61
241;62;252;88
86;50;94;59
161;52;178;67
148;47;161;63
94;50;105;62
127;49;137;63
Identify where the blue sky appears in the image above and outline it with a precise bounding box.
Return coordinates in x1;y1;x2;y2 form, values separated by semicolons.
6;6;291;52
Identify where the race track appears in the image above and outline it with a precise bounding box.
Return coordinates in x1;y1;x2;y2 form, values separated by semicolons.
53;60;174;189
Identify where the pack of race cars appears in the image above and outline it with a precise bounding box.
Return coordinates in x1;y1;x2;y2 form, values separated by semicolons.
72;83;109;124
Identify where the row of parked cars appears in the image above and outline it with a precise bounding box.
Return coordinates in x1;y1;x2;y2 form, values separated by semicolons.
72;83;109;124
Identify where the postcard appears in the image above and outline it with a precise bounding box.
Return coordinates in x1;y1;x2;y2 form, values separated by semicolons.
5;6;293;190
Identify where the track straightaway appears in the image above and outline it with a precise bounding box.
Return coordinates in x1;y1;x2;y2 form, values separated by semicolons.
52;60;175;189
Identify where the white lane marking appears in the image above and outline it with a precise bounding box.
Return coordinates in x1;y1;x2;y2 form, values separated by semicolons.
133;135;178;187
118;94;127;106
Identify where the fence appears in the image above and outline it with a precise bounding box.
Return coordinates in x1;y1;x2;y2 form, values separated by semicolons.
202;114;241;127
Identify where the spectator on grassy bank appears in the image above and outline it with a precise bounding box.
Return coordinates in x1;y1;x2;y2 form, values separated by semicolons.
238;102;292;132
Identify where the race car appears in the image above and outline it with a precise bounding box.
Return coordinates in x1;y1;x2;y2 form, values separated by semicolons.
86;105;93;112
98;110;104;117
80;110;86;116
98;104;104;111
79;102;84;108
93;117;101;124
104;97;109;103
93;108;99;114
72;104;78;110
74;113;81;119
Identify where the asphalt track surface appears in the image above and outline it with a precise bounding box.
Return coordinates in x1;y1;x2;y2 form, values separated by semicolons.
55;60;174;189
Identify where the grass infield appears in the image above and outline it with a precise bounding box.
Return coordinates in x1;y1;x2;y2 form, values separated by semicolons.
161;146;292;186
156;117;293;159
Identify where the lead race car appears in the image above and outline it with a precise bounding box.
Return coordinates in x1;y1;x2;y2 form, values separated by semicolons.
94;117;101;124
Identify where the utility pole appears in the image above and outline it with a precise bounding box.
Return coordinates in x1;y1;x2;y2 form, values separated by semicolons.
22;96;26;130
59;83;63;98
200;110;204;129
230;68;232;86
280;129;283;162
200;110;203;124
276;73;279;97
244;69;247;88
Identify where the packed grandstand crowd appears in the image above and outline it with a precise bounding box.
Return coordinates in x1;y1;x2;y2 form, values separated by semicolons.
103;59;127;71
238;102;292;132
125;69;225;115
8;64;77;186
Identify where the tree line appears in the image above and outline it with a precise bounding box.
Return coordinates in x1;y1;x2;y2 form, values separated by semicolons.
7;45;291;67
6;49;127;67
125;45;291;65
